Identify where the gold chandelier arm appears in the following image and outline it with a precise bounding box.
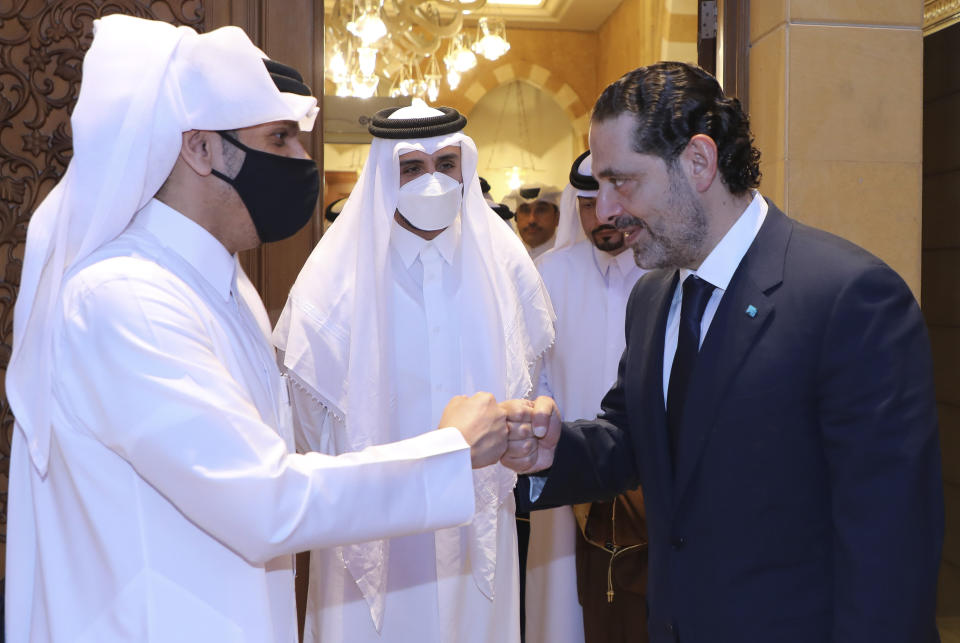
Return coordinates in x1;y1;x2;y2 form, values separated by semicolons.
380;7;411;36
396;29;444;56
325;0;500;98
429;0;488;12
395;0;466;39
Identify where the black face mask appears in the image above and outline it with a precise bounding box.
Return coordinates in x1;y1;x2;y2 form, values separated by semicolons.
211;132;320;243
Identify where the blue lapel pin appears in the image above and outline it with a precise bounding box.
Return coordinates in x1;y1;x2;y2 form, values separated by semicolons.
745;304;758;318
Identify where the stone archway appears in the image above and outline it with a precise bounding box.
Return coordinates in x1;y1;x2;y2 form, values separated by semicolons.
459;62;591;149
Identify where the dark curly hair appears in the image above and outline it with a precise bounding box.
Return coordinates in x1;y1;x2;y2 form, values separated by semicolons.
592;62;761;194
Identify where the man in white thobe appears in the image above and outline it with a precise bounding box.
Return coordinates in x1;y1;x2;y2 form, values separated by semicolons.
507;183;562;260
274;102;556;643
5;17;512;643
526;150;649;643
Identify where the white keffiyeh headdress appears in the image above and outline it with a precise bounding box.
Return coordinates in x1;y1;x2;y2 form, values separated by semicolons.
7;14;318;476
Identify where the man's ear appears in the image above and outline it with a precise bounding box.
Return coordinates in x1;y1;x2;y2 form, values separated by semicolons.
179;130;217;177
680;134;719;193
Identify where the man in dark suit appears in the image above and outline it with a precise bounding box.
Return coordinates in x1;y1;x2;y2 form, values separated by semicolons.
502;61;944;643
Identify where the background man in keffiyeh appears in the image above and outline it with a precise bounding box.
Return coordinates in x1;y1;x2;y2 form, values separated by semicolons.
506;182;563;260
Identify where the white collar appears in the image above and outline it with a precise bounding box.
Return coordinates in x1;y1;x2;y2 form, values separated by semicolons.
524;231;556;255
390;215;461;269
135;198;237;301
592;242;637;277
681;191;767;290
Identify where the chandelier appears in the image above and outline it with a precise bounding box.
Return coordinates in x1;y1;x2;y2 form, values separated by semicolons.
326;0;512;100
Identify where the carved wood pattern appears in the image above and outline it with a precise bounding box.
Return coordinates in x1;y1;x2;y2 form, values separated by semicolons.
0;0;205;592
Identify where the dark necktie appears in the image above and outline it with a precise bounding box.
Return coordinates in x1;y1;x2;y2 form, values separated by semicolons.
667;273;716;463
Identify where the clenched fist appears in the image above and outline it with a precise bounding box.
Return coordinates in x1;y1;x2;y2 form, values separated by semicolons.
498;396;561;473
439;392;508;468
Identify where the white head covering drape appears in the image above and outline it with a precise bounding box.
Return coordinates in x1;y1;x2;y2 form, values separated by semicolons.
274;103;555;630
503;182;562;214
552;185;586;252
6;14;318;475
551;152;599;253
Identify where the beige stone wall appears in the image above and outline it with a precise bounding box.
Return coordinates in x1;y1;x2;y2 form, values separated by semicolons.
661;0;699;62
436;27;599;126
597;0;699;88
748;0;924;296
598;0;665;87
594;0;699;103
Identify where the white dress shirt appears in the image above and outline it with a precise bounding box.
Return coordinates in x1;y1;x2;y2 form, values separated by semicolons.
528;192;768;505
662;192;768;404
6;199;475;643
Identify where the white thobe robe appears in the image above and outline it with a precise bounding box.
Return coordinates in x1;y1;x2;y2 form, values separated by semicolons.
5;199;476;643
523;232;556;261
524;240;646;643
293;219;520;643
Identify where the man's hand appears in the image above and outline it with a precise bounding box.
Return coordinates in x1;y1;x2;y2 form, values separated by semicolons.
439;392;508;469
499;396;561;474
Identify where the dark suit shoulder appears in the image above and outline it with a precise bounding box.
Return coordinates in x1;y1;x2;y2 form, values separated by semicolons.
788;218;885;270
782;217;913;300
626;268;675;317
746;205;913;308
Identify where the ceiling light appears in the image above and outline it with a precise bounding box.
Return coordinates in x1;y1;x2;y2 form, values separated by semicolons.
507;166;523;191
329;49;349;82
447;32;477;73
472;17;510;61
351;72;380;98
357;46;378;76
326;0;510;99
446;68;462;90
346;1;387;45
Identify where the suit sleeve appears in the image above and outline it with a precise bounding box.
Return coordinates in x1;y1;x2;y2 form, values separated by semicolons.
517;283;644;512
817;262;943;642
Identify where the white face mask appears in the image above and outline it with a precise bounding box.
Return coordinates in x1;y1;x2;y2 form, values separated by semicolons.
397;172;463;231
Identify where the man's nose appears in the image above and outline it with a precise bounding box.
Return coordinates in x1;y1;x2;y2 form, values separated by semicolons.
291;138;312;161
596;188;623;225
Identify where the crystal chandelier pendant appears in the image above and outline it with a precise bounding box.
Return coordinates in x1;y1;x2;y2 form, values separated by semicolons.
472;17;510;61
446;68;462;90
357;46;378;76
325;0;512;99
346;0;387;45
351;71;379;98
448;32;477;73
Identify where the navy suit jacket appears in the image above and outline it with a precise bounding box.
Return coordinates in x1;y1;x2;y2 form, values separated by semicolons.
519;202;944;643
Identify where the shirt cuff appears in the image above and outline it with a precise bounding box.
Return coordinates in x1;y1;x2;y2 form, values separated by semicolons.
528;475;547;503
